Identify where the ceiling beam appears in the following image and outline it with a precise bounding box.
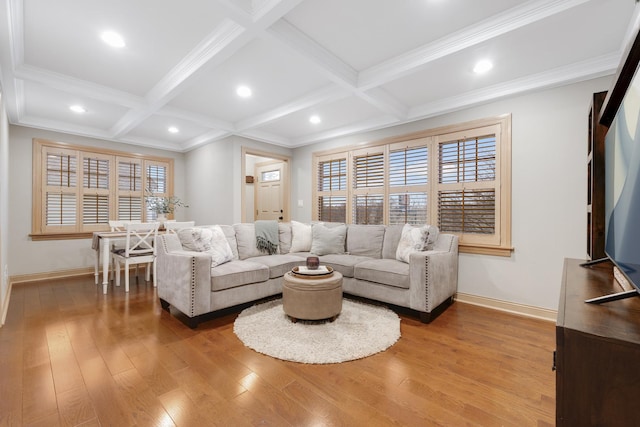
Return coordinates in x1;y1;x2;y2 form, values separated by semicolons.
358;0;593;90
236;84;349;131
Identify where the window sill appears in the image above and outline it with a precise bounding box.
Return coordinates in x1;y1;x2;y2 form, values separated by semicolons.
30;232;94;241
459;244;514;257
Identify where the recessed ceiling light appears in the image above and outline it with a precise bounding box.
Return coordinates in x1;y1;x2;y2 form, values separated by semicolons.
101;31;126;48
473;59;493;74
69;105;87;114
168;126;179;134
236;85;252;98
309;115;321;124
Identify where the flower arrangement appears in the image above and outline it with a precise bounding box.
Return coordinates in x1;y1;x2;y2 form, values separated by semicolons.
145;191;188;215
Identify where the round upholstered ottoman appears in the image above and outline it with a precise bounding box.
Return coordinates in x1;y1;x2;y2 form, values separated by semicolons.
282;271;343;322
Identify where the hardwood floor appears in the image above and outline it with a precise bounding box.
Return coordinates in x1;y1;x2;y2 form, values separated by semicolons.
0;276;556;426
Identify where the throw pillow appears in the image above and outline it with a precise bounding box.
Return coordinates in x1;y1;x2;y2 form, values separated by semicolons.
207;225;234;267
289;220;312;253
310;223;347;256
177;227;213;252
177;226;233;267
395;224;430;263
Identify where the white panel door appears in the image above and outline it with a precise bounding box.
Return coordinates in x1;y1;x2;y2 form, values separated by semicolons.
255;162;285;221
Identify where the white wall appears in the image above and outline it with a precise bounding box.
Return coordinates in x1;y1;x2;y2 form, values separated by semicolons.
291;77;613;310
8;125;186;276
0;94;9;323
184;136;292;225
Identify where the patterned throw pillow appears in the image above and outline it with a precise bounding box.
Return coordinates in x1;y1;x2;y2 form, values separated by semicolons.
177;226;233;267
395;224;431;263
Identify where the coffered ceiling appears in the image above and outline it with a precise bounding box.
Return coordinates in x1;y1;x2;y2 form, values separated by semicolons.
0;0;637;152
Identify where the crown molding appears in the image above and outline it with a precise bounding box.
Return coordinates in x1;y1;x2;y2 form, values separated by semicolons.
409;52;619;120
358;0;592;90
15;65;145;109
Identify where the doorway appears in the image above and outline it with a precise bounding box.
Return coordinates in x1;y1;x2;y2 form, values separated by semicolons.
241;148;291;223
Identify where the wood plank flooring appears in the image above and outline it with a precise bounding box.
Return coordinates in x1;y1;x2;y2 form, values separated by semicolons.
0;276;556;426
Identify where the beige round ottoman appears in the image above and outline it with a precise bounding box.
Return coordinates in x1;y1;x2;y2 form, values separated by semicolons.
282;271;343;322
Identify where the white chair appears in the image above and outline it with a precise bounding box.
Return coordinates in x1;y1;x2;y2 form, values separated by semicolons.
112;222;160;292
165;221;195;233
108;220;141;279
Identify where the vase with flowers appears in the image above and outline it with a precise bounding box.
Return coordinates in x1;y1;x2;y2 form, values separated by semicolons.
145;191;188;221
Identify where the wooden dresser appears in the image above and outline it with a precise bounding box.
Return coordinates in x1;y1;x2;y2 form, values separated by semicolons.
556;258;640;426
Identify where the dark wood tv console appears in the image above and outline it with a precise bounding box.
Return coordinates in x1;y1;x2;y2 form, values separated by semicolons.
556;258;640;426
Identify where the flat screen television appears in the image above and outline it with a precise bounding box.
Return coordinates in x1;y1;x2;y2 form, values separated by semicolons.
584;23;640;304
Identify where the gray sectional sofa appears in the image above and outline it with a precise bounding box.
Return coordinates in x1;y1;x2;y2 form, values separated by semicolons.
156;222;459;328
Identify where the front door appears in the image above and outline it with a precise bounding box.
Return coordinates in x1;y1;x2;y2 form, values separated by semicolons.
255;161;285;221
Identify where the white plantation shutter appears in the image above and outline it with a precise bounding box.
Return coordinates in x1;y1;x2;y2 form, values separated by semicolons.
352;149;384;224
438;190;496;234
44;149;78;230
33;139;175;237
436;127;501;246
46;192;76;226
118;197;143;221
388;140;428;225
145;161;170;221
82;194;109;224
117;158;143;221
316;156;348;222
310;117;512;254
81;154;111;229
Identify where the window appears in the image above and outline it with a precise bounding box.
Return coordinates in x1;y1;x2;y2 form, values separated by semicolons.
32;139;174;239
316;155;348;223
352;148;384;224
388;140;429;225
312;115;512;256
435;126;502;247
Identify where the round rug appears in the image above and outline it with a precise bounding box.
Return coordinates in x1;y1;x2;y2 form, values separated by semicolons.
233;298;401;364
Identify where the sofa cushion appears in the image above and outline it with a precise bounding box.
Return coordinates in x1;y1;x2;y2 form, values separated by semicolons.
176;226;234;267
382;224;404;259
346;224;385;258
233;223;263;260
290;221;312;253
354;259;410;289
218;224;239;259
278;222;292;254
318;254;373;278
396;224;430;263
249;254;304;279
210;260;269;291
311;223;346;255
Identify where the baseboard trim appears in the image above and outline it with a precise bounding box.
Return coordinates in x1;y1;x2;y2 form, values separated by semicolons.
1;282;11;327
455;292;557;322
10;267;95;285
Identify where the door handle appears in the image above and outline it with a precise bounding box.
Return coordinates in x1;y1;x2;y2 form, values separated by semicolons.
279;216;283;220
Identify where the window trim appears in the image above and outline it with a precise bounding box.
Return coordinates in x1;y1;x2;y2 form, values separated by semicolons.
311;115;513;257
32;138;174;240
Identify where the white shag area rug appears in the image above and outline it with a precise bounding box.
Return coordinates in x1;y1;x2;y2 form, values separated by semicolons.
233;298;401;364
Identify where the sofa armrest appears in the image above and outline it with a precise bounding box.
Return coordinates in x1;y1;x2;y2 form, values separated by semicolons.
157;237;213;318
408;234;459;312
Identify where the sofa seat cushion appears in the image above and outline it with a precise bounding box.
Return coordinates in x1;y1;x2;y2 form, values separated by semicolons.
210;260;269;291
249;254;306;279
354;259;410;289
318;254;373;278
